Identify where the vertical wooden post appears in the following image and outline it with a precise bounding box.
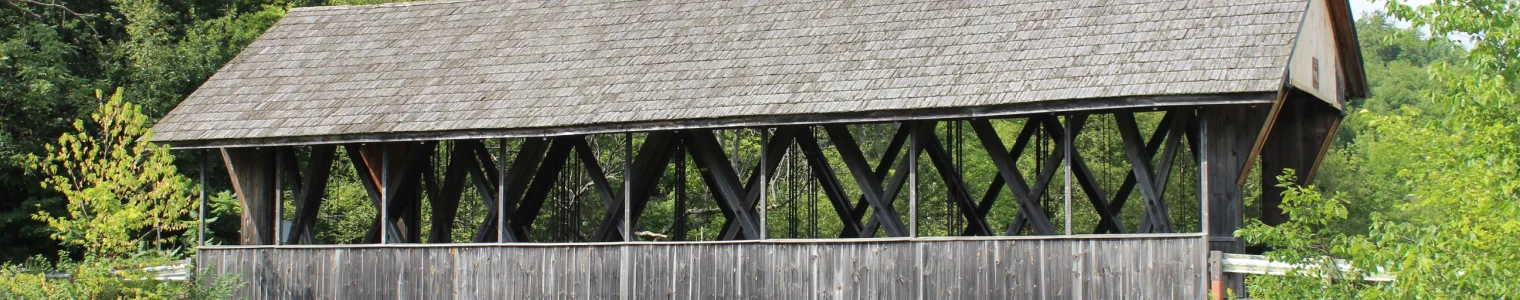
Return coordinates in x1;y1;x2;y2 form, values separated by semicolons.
673;142;687;241
381;146;389;244
198;149;208;247
1200;104;1269;296
221;147;277;245
623;133;632;242
1209;251;1225;300
908;122;918;238
273;149;282;246
759;128;768;239
357;143;406;243
1063;116;1074;235
1260;97;1342;226
620;132;632;300
911;120;924;298
498;139;507;244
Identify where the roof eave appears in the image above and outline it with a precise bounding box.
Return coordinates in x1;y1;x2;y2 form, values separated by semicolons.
154;92;1278;149
1328;0;1369;99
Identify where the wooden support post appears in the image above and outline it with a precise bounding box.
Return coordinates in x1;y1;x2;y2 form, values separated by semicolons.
717;128;793;240
1064;116;1074;235
593;132;677;242
495;139;506;243
672;141;687;241
623;133;632;243
352;142;431;243
1201;104;1271;295
274;149;282;246
1260;96;1342;226
759;129;769;239
222;147;277;245
1035;116;1127;234
198;150;207;247
908;122;918;238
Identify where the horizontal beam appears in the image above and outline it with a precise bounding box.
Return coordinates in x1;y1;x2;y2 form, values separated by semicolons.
199;233;1208;249
163;93;1277;149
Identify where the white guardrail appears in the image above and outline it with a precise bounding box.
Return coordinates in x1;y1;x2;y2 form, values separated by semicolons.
1216;252;1395;282
41;259;191;282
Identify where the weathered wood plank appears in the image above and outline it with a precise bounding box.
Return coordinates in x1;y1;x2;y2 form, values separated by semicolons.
221;147;277;245
200;236;1206;299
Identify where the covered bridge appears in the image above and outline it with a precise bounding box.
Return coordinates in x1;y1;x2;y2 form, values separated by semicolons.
155;0;1365;298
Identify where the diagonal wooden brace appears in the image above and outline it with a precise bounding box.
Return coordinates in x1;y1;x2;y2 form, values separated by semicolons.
823;124;909;237
685;129;764;240
967;119;1058;236
918;121;1003;235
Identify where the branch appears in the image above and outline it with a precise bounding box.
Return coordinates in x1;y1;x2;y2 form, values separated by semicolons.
0;0;41;19
11;0;87;19
2;0;100;36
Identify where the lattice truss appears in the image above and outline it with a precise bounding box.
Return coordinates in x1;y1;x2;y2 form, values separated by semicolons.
220;109;1212;245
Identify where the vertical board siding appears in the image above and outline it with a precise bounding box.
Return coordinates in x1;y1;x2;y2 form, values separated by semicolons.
201;237;1204;299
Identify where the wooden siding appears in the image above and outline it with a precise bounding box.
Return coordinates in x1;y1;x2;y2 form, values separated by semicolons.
199;236;1206;299
1287;0;1346;108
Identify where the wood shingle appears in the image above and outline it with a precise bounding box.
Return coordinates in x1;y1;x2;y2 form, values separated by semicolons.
153;0;1314;147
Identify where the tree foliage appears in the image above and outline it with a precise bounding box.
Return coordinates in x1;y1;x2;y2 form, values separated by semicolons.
0;0;292;262
26;88;194;257
1241;1;1520;298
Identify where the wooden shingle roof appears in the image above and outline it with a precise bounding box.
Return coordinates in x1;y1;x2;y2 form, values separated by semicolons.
153;0;1321;147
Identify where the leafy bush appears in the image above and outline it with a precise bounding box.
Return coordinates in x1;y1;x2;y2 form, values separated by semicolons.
0;251;241;299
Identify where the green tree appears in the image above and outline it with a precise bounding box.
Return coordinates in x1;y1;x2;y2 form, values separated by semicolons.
1310;11;1466;236
1242;0;1520;298
26;88;195;257
0;0;114;261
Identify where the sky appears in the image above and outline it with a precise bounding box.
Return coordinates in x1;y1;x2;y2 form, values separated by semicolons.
1350;0;1383;18
1348;0;1472;46
1349;0;1434;21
